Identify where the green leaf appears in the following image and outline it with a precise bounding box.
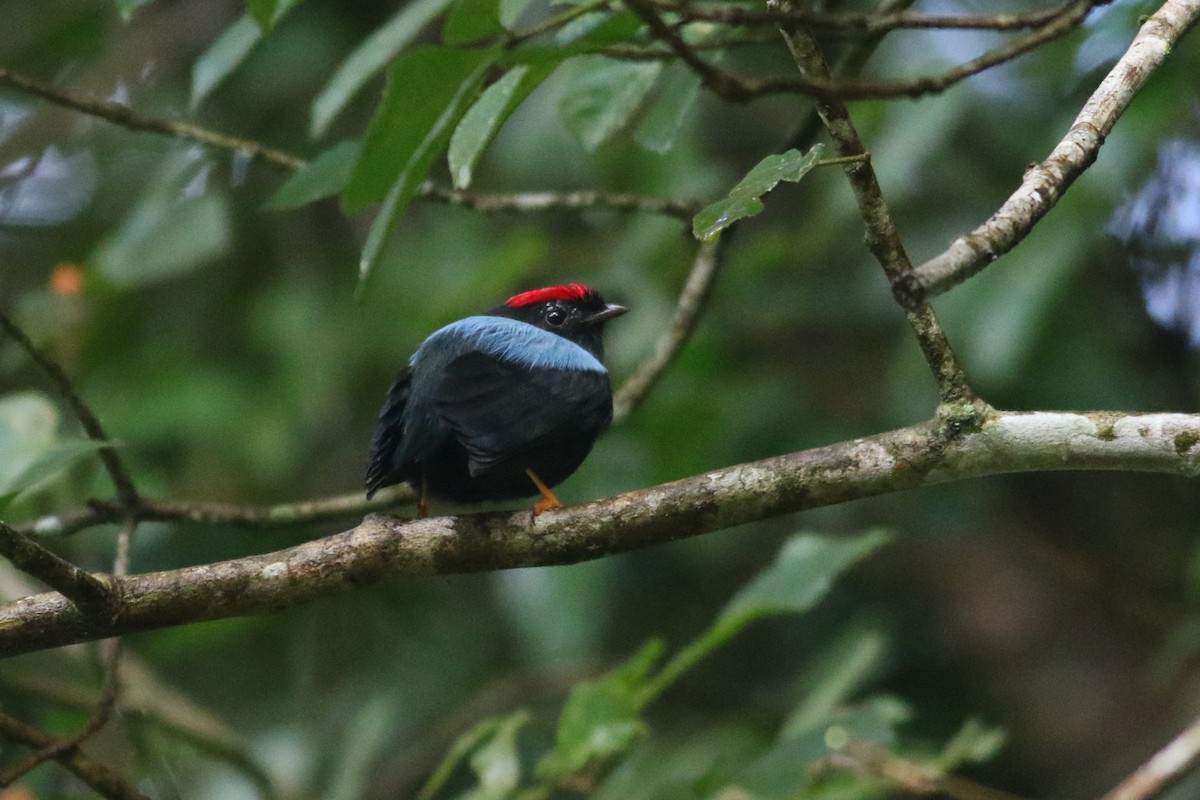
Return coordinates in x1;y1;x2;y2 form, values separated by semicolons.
554;10;642;47
353;49;500;289
92;193;230;286
638;530;889;704
499;0;535;27
114;0;155;19
443;0;504;44
1;439;108;501
326;696;399;800
634;65;702;154
344;47;497;207
933;718;1006;771
448;62;555;189
418;716;508;800
310;0;456;139
722;529;888;625
0;393;105;502
462;711;530;800
537;640;662;780
559;56;663;151
264;140;361;209
692;144;827;242
244;0;302;30
736;695;911;798
781;624;889;739
191;15;262;110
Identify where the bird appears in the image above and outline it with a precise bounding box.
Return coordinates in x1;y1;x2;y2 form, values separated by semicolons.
365;283;627;517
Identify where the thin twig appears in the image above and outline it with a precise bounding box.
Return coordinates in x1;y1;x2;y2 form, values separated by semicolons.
894;0;1200;307
16;483;416;538
0;268;141;789
510;0;613;44
613;239;724;422
0;310;139;508
624;0;748;99
787;0;918;150
0;66;305;173
1099;713;1200;800
649;0;1089;34
0;65;698;220
820;734;1029;800
603;31;781;60
772;12;974;403
809;0;1102;100
617;0;1102;103
0;640;124;785
421;184;700;220
0;521;115;614
1;657;280;800
0;519;137;785
0;711;150;799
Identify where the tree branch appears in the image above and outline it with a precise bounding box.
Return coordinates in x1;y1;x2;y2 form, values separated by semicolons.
2;408;1199;658
621;0;1102;104
2;660;280;800
16;483;416;538
0;310;139;508
648;0;1091;35
0;66;305;172
821;734;1029;800
1099;713;1200;800
420;184;699;220
0;522;116;614
786;0;917;150
0;65;697;219
893;0;1200;308
772;16;973;403
613;238;724;422
0;711;149;799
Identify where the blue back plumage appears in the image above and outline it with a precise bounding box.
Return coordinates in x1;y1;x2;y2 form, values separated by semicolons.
413;316;607;374
387;316;606;473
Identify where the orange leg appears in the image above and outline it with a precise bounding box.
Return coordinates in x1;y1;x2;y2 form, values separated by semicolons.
525;468;563;516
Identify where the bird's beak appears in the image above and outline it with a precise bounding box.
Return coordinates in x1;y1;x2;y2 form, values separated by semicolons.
584;303;628;325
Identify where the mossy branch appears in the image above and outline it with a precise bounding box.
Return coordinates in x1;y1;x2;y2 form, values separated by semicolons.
3;407;1200;658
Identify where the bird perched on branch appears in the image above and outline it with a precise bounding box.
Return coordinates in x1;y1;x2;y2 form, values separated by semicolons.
366;283;627;516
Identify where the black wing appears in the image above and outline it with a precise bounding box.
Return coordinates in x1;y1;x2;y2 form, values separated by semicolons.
432;351;611;476
365;368;412;497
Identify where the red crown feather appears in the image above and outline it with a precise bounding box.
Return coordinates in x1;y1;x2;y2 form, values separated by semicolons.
505;283;593;308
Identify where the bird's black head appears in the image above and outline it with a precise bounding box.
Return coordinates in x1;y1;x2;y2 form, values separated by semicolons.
490;283;627;359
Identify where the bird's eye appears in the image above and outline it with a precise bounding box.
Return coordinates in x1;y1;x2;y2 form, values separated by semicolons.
545;306;568;327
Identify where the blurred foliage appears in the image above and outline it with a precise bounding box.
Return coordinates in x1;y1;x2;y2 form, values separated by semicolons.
1;0;1199;798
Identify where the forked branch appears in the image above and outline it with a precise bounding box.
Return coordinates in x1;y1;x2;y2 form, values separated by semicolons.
893;0;1200;306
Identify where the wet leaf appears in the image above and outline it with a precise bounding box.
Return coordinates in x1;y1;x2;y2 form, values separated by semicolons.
0;393;104;502
344;47;498;208
559;56;662;151
265;140;361;209
244;0;302;30
443;0;504;44
635;65;702;154
310;0;455;139
353;48;499;289
191;15;261;110
92;193;230;285
537;640;662;780
449;62;555;189
693;145;827;242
